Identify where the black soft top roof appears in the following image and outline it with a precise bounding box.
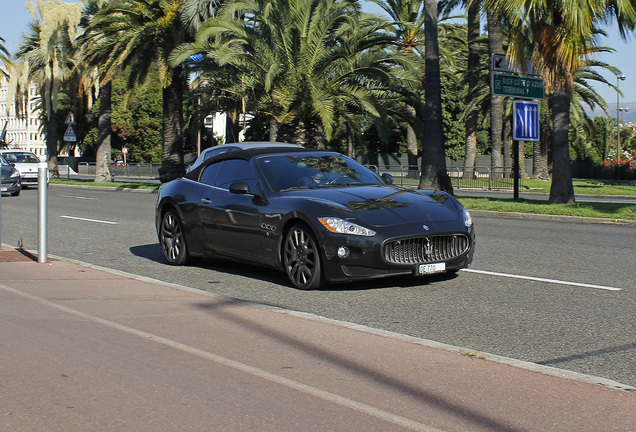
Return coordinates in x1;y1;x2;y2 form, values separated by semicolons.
184;146;330;181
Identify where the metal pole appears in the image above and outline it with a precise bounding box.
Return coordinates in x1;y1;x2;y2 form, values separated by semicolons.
0;174;3;248
617;75;626;180
38;162;48;263
513;140;520;200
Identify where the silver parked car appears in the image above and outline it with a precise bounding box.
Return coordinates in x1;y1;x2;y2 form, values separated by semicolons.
0;149;44;188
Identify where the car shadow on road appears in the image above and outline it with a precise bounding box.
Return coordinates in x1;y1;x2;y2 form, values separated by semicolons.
130;243;461;291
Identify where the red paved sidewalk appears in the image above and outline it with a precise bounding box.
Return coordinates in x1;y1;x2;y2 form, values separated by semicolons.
1;246;634;431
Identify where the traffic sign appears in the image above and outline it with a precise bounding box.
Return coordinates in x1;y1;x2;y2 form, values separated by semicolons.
492;73;544;99
65;112;75;125
513;100;540;141
491;54;537;75
63;124;77;142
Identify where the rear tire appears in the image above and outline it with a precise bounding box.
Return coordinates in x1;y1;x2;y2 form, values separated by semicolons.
283;224;324;290
11;190;20;196
160;209;188;265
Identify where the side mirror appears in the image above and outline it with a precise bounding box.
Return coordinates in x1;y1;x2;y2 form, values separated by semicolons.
381;173;394;184
229;180;251;195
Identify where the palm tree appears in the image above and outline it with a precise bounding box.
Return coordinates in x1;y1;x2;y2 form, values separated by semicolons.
88;0;189;183
78;0;114;183
177;0;403;148
0;37;13;80
14;0;83;177
419;0;453;192
485;0;636;204
486;9;505;178
370;0;426;168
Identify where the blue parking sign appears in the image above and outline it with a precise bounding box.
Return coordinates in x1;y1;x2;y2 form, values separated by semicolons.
513;100;540;141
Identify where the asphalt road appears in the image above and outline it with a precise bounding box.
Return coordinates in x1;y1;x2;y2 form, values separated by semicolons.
1;185;635;387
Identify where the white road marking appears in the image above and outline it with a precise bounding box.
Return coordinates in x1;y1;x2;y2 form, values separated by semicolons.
59;195;96;200
0;283;444;432
60;215;119;225
462;269;623;292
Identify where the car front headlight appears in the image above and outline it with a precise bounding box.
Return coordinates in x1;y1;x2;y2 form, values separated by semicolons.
10;170;20;179
319;217;376;237
463;207;473;228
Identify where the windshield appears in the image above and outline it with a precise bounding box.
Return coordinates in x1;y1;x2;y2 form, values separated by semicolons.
2;152;40;163
256;153;386;192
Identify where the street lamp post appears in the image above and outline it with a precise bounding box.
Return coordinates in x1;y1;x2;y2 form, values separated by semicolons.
616;75;626;179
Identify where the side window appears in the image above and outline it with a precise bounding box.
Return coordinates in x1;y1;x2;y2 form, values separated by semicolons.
200;162;221;186
215;159;256;189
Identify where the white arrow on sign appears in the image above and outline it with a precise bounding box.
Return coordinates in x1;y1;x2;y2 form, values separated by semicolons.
513;100;540;141
492;54;538;76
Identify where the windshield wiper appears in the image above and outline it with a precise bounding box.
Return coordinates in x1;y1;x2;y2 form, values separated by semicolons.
279;186;313;192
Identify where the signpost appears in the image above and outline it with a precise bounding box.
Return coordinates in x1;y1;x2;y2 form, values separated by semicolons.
491;54;538;76
492;73;544;99
64;111;77;142
490;55;545;200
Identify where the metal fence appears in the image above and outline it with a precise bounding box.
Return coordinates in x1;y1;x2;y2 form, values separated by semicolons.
77;162;160;178
368;165;521;190
76;161;520;189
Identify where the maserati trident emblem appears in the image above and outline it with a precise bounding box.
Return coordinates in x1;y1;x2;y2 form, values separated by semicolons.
424;238;433;259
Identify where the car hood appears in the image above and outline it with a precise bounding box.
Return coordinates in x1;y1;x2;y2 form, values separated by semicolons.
1;165;17;180
289;185;461;226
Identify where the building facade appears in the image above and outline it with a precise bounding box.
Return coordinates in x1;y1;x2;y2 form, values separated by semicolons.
0;67;47;158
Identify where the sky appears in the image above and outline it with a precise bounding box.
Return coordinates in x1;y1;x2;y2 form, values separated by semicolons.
1;0;634;105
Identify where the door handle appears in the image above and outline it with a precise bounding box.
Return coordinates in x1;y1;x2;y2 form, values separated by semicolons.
201;198;212;204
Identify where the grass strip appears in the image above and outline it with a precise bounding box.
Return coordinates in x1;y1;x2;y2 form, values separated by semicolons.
51;178;159;191
458;197;636;221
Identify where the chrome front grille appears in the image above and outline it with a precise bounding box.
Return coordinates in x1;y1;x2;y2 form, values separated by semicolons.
383;234;470;264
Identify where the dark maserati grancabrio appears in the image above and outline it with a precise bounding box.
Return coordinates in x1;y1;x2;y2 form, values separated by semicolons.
155;146;475;289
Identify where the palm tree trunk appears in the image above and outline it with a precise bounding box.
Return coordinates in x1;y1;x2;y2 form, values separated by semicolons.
487;10;503;180
95;81;112;183
269;118;278;141
347;123;356;159
406;104;418;167
419;0;452;193
159;67;185;184
225;110;239;143
533;99;550;179
503;114;512;177
549;89;575;203
46;108;59;177
462;1;480;181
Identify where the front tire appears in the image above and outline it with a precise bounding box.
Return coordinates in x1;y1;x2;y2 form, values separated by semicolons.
160;209;188;265
283;224;324;290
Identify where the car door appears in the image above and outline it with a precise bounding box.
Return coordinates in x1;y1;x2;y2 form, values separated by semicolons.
198;159;264;260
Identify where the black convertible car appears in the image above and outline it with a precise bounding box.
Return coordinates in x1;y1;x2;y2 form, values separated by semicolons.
155;145;475;289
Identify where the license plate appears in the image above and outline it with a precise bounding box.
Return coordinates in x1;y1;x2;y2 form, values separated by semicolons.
415;262;446;275
0;187;6;192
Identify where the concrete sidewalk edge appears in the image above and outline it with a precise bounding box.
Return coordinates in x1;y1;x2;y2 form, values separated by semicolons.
28;248;636;396
469;209;636;226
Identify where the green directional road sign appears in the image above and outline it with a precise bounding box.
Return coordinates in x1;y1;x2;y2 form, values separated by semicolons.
491;73;544;99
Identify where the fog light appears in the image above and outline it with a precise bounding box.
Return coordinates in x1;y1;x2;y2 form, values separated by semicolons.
337;246;350;259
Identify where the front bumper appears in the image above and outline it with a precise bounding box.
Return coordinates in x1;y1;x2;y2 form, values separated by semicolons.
1;177;22;194
19;172;39;186
318;220;475;283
